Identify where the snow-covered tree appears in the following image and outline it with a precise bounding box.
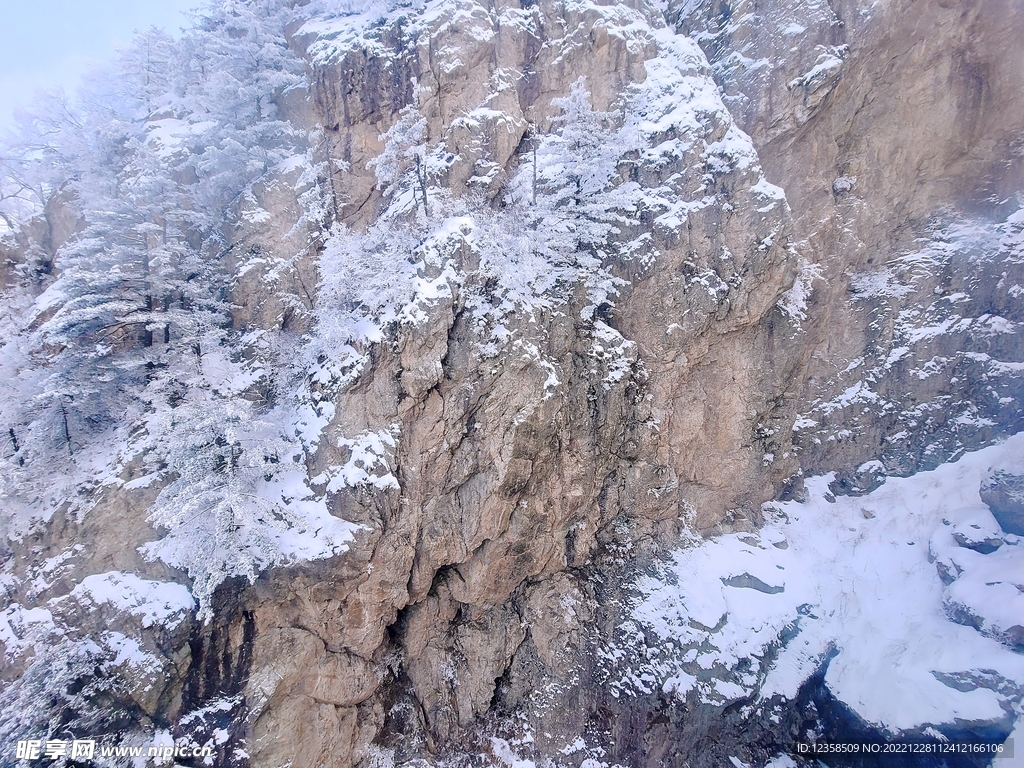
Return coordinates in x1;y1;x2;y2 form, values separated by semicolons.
0;0;344;613
369;102;431;215
504;77;642;315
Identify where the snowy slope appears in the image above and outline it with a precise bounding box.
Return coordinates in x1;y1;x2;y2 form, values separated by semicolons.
624;433;1024;736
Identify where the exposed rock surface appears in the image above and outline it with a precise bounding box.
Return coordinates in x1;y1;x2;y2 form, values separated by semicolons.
679;0;1024;483
1;0;1023;767
982;471;1024;536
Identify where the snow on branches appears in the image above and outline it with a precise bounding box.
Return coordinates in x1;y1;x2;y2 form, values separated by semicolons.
0;0;350;614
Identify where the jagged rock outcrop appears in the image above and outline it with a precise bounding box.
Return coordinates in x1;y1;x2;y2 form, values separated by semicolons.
982;471;1024;536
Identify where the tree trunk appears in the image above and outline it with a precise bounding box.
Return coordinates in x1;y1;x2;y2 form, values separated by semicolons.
58;398;72;456
532;126;538;206
416;153;430;216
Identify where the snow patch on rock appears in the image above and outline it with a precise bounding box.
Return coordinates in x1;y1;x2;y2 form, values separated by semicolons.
627;433;1024;732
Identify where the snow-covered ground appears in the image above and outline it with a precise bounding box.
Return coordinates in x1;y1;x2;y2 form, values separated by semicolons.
629;433;1024;740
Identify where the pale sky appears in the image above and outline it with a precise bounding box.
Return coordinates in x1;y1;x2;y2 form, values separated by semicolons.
0;0;200;135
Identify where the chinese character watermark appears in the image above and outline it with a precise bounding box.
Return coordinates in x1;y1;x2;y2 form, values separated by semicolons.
14;737;212;761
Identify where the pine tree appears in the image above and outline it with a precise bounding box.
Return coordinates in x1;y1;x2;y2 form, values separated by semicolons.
0;1;339;613
369;102;431;216
531;77;640;264
504;78;641;315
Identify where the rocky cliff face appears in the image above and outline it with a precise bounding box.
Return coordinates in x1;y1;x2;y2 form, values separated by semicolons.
1;0;1022;767
239;3;801;763
679;0;1024;486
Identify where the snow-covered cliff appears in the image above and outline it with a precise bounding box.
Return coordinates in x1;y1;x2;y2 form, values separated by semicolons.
0;0;1022;766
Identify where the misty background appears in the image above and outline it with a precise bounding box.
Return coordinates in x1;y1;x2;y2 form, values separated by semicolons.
0;0;198;134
